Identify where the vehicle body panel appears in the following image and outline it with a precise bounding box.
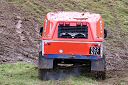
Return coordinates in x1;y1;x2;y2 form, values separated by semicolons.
40;12;105;60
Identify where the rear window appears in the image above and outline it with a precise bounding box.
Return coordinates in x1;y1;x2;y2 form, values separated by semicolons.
58;25;88;39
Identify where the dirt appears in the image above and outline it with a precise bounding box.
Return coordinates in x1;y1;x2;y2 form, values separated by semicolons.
98;70;128;85
104;0;128;71
0;0;40;64
0;0;128;85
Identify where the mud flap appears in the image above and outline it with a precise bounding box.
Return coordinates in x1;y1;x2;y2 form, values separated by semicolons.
38;52;53;69
91;58;105;71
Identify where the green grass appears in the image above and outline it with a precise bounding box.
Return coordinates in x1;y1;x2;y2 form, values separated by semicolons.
5;0;128;54
7;0;128;50
1;63;128;85
0;63;98;85
6;0;128;33
2;0;128;84
0;63;40;85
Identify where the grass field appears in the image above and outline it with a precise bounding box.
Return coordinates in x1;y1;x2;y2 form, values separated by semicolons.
0;63;128;85
7;0;128;30
0;63;98;85
1;0;128;85
7;0;128;51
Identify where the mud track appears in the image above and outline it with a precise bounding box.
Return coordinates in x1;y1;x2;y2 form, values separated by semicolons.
0;0;128;84
0;1;40;64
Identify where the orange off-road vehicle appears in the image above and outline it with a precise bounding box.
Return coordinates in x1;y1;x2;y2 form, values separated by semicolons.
39;12;107;80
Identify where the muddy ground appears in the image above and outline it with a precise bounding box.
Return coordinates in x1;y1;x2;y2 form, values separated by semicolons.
0;0;40;64
0;0;128;85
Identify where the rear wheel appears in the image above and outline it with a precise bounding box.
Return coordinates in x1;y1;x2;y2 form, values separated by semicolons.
38;51;55;80
95;71;106;80
91;70;106;80
38;69;47;80
91;55;106;80
39;69;57;80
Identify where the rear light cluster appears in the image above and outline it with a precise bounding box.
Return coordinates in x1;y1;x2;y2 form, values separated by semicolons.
90;46;101;55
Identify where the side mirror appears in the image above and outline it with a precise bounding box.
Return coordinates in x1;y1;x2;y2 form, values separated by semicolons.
39;27;43;36
104;29;107;38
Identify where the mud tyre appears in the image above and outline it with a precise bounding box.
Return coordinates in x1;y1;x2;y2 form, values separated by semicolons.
94;71;106;80
38;69;52;80
91;55;106;80
38;51;55;80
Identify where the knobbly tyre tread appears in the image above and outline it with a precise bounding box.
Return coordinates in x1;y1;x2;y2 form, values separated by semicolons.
38;51;44;80
91;55;106;80
38;51;58;80
38;69;54;80
94;71;106;80
38;69;46;80
38;51;50;80
91;68;106;80
93;54;106;80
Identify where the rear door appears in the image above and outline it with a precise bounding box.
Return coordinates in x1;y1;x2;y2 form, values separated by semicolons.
44;41;92;55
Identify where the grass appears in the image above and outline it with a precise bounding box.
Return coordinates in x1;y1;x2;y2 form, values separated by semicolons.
1;63;128;85
0;63;40;85
0;63;98;85
6;0;128;28
6;0;128;41
2;0;128;85
6;0;128;55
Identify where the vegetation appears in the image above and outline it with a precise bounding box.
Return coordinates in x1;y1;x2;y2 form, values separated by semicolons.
7;0;128;50
7;0;128;31
0;63;127;85
1;0;128;85
0;63;98;85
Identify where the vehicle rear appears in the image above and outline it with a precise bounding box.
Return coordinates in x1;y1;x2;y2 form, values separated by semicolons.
43;22;103;59
38;12;107;80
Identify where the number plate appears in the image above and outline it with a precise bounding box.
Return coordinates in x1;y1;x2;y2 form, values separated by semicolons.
90;47;100;55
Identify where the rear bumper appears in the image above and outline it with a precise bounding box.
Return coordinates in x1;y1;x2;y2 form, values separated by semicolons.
44;54;102;60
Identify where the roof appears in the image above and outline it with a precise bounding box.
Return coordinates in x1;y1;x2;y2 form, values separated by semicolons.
47;11;101;22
